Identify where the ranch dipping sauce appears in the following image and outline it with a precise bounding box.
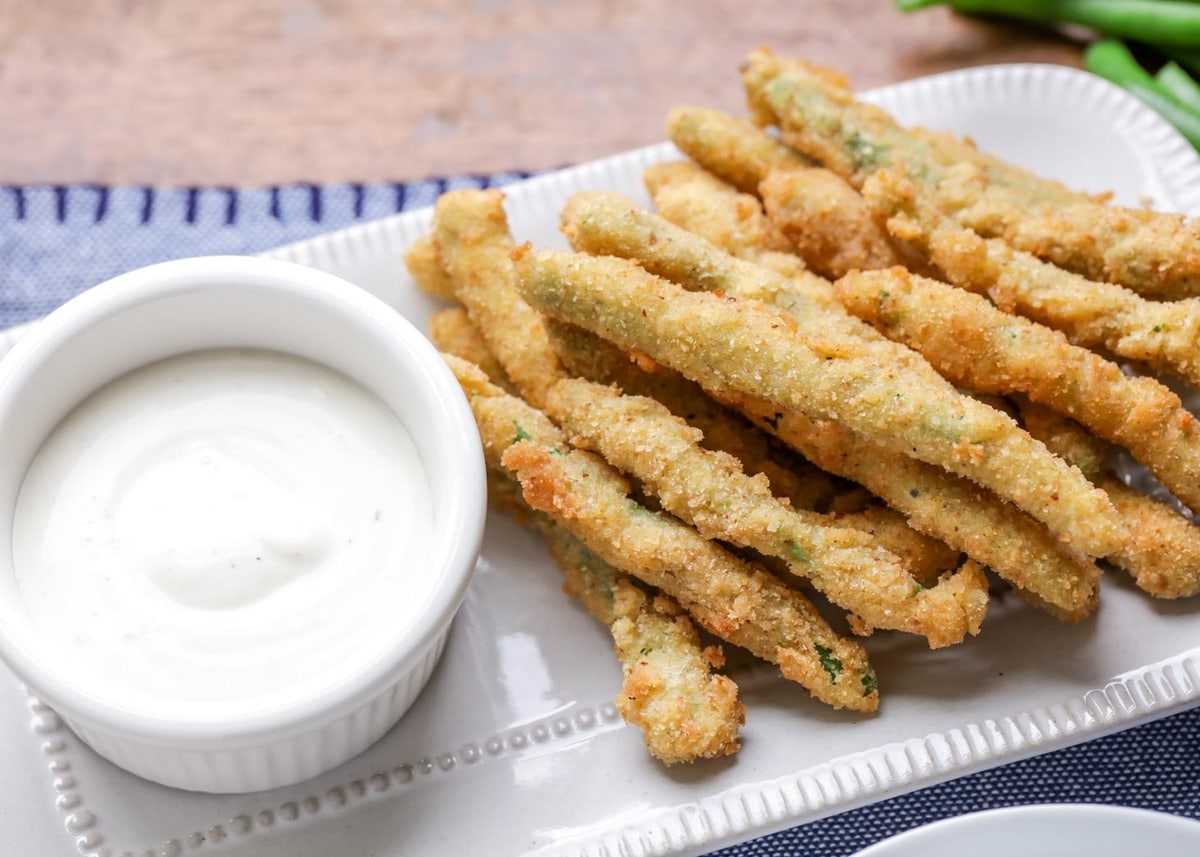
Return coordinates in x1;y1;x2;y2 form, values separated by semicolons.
12;348;435;714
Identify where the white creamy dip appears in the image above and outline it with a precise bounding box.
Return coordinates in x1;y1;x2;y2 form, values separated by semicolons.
12;348;435;713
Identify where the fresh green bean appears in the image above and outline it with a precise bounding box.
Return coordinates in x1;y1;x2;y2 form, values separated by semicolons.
1085;40;1200;149
1157;60;1200;113
897;0;1200;48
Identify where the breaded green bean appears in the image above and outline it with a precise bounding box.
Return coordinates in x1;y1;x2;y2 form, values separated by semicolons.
504;439;877;711
453;356;747;759
517;245;1123;558
541;526;745;761
742;47;1200;300
759;166;904;280
832;505;963;589
643;161;807;274
545;377;989;648
643;161;789;254
924;228;1200;389
548;316;962;582
836;267;1200;517
429;306;519;395
403;233;458;302
545;317;843;513
1015;399;1200;600
666;105;811;196
450;356;877;710
432;188;565;407
487;469;744;762
729;401;1100;618
562;190;848;319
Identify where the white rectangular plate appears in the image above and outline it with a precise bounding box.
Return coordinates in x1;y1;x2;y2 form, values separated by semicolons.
4;64;1200;857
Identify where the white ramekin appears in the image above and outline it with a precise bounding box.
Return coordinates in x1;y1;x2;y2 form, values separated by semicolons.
0;255;486;793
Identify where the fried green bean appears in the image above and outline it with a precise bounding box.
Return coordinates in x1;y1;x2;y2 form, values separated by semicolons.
477;422;744;762
429;306;519;395
922;227;1200;389
403;233;458;302
450;355;877;710
666;105;811;196
563;189;846;314
643;161;786;254
544;317;843;513
548;317;963;582
832;504;963;588
759;166;905;280
504;440;878;711
543;215;1123;557
729;399;1099;618
742;46;1200;300
432;226;747;758
836;267;1200;518
432;188;566;407
1015;398;1200;600
541;524;745;761
545;377;989;647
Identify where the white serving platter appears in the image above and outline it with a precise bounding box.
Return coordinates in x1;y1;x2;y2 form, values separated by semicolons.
3;63;1200;857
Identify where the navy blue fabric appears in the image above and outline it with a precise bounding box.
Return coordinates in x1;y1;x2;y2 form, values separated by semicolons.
3;181;1198;856
0;178;527;327
712;706;1200;855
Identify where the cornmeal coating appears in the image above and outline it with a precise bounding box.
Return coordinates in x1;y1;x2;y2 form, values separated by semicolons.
562;190;846;315
549;317;962;581
516;246;1123;558
429;306;519;395
836;267;1200;517
544;317;842;513
403;233;458;302
487;471;744;763
504;439;878;711
759;166;904;280
546;377;989;647
731;402;1099;618
643;161;807;282
666;105;811;196
741;46;1200;300
1016;399;1200;600
542;526;744;762
432;188;565;407
451;356;877;710
450;355;748;759
923;227;1200;389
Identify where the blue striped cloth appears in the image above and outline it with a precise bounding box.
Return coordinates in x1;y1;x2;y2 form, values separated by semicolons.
3;180;1199;856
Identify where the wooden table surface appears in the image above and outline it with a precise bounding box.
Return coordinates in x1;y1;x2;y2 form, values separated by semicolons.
0;0;1083;187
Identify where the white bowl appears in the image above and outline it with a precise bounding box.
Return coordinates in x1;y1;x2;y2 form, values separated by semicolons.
854;804;1200;857
0;255;486;793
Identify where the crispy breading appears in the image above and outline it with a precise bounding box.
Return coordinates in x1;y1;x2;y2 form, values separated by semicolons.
485;467;744;762
517;243;1123;558
449;353;877;711
741;46;1200;300
432;188;566;407
546;377;989;647
836;267;1200;518
429;307;519;395
732;402;1100;617
759;166;903;279
666;105;811;195
922;228;1200;389
544;317;844;513
644;161;793;257
1015;399;1200;600
403;233;458;302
